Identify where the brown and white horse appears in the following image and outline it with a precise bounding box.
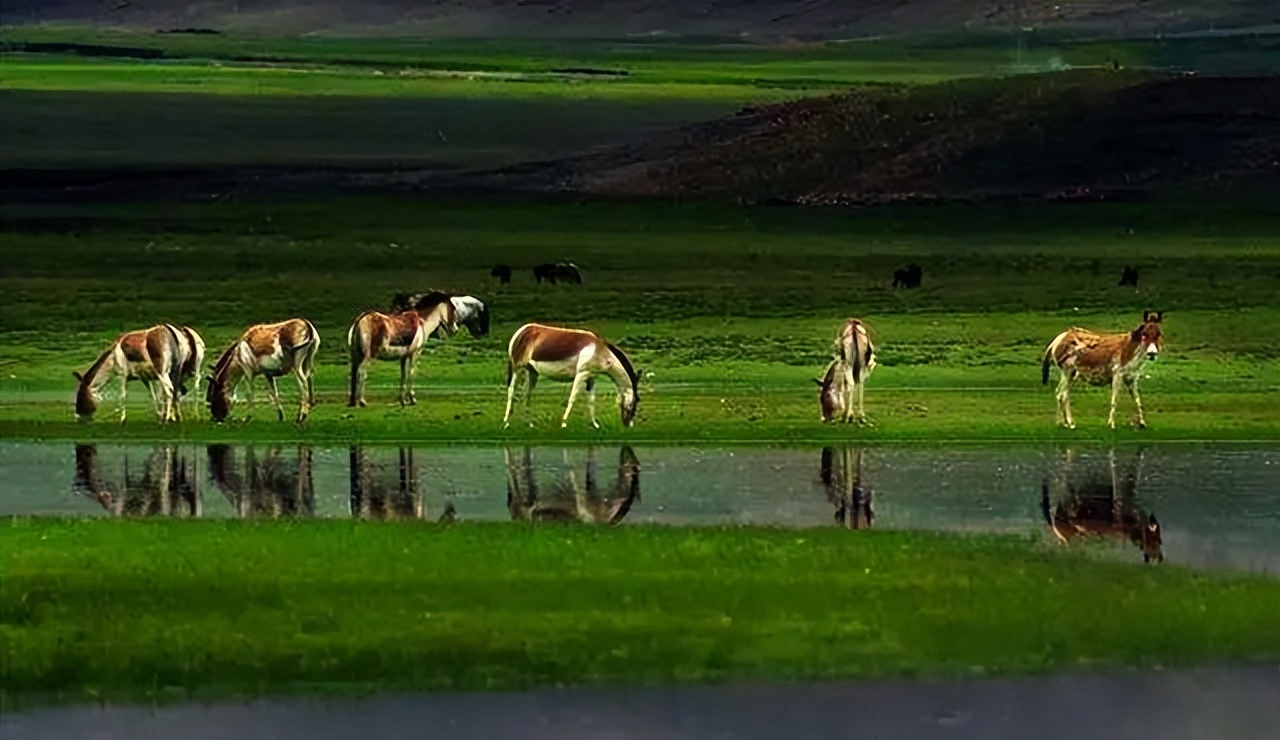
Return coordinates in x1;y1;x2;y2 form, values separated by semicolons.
814;358;851;423
829;318;877;423
73;324;205;423
348;294;457;407
1041;311;1164;429
503;323;639;429
206;318;320;423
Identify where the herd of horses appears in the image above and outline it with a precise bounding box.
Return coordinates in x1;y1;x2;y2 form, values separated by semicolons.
72;284;1165;431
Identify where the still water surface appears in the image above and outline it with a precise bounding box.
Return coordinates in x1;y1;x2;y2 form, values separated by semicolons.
0;442;1276;573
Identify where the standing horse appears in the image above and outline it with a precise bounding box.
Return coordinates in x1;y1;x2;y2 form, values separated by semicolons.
73;323;204;423
503;323;640;429
206;318;320;423
832;319;877;423
1041;311;1164;429
348;294;457;407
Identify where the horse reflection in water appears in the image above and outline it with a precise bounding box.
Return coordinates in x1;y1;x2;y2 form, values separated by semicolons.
207;444;315;518
348;446;456;521
1041;448;1164;563
820;447;873;529
505;447;640;524
74;443;200;517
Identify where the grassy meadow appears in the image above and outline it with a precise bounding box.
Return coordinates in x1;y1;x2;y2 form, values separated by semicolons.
1;196;1277;444
3;518;1278;708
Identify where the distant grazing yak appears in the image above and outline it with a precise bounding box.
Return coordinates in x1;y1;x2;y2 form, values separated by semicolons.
490;264;513;284
1118;266;1140;290
533;261;583;285
892;263;923;289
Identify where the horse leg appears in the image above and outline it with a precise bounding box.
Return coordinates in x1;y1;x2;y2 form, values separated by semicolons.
841;364;856;423
1125;376;1146;429
1107;374;1122;430
856;379;868;424
349;360;369;408
142;378;160;421
406;353;420;406
502;367;521;429
398;357;409;407
117;372;129;424
294;367;311;423
156;374;177;424
524;370;539;427
265;376;285;422
1055;372;1075;429
585;376;599;429
561;372;588;428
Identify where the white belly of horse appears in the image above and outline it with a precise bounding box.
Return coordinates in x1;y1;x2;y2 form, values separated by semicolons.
257;352;290;374
126;360;160;380
529;357;582;382
377;345;417;360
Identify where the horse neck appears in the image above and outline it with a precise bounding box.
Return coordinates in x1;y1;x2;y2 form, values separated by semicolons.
213;345;247;388
419;305;450;336
83;347;120;392
603;352;634;392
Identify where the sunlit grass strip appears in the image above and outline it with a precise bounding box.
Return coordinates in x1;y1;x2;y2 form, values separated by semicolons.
1;518;1277;708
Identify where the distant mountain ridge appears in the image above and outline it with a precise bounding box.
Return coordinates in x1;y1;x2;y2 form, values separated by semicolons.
2;0;1275;38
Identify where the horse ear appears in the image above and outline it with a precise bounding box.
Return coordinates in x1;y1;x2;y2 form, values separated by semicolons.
1155;310;1164;322
812;378;824;387
1142;310;1151;322
72;371;84;382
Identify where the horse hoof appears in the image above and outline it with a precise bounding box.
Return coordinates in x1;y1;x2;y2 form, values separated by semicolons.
561;422;568;429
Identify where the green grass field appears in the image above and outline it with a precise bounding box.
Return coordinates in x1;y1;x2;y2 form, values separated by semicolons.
2;518;1277;708
2;196;1277;444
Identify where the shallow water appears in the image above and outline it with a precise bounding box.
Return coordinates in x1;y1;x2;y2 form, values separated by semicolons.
3;665;1277;740
1;442;1277;573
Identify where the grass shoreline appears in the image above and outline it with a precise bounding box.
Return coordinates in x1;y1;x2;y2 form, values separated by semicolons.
2;519;1278;710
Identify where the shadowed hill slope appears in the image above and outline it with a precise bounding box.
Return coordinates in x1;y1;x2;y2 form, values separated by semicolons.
2;0;1276;38
478;71;1279;203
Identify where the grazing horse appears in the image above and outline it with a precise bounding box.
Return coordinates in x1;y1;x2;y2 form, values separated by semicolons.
348;294;457;407
813;358;850;423
505;447;641;524
73;323;204;424
206;318;320;423
490;264;512;284
533;261;583;285
1118;265;1140;291
503;323;640;429
389;292;489;339
832;319;877;423
1041;448;1163;564
1041;310;1164;429
892;263;923;289
820;447;873;530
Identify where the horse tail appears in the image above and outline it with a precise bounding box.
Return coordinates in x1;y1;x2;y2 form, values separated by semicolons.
846;322;868;383
347;313;369;406
299;319;321;382
162;323;187;394
1042;331;1068;386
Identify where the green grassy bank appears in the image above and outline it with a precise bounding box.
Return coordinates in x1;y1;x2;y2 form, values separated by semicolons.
1;197;1277;444
2;518;1278;708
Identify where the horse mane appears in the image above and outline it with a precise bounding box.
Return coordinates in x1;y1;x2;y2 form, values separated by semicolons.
409;291;453;313
208;340;241;385
606;342;638;392
80;342;117;388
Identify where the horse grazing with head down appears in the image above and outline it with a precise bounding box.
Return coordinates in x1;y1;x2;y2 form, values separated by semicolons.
1041;311;1164;429
73;324;205;424
503;323;639;429
349;293;457;407
823;319;877;423
206;318;320;423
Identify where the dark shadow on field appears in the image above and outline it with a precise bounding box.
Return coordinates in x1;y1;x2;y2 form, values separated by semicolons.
207;444;315;518
505;446;640;524
73;443;200;516
819;447;874;529
1041;447;1164;564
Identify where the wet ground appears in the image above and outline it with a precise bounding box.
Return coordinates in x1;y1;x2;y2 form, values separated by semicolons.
3;665;1277;740
2;441;1277;573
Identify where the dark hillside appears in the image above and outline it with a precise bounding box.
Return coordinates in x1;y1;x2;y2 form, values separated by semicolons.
489;71;1279;203
2;0;1275;38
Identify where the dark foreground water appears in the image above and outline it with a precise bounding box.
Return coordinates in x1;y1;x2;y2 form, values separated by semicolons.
3;665;1277;740
1;442;1277;573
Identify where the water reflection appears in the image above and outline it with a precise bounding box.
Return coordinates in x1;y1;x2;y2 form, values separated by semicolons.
1041;448;1164;563
349;446;458;522
73;443;200;517
505;447;641;524
820;447;874;529
207;444;315;518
